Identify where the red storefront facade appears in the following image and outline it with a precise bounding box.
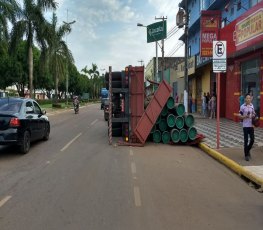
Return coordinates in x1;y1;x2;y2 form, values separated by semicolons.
220;1;263;127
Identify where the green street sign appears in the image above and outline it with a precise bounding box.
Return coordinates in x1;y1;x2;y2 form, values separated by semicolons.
147;21;167;43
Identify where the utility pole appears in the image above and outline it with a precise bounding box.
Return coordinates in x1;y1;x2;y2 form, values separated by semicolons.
156;42;158;84
155;16;167;82
184;0;189;113
138;60;144;66
63;9;76;106
66;9;69;106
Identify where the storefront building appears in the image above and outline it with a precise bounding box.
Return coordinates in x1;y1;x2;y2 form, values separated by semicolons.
220;1;263;126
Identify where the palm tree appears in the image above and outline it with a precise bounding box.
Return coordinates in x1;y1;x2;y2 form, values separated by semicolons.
10;0;57;98
88;64;99;99
46;12;74;103
0;0;19;41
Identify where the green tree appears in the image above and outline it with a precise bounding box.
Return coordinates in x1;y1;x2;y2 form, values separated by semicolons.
10;0;57;98
81;63;100;99
46;12;74;103
0;0;19;41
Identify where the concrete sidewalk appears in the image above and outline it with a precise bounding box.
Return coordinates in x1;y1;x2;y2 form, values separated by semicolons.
194;114;263;189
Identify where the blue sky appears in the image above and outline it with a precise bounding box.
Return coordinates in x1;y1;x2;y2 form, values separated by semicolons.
49;0;185;73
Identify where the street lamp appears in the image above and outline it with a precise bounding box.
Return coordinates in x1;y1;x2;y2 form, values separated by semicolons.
63;9;76;106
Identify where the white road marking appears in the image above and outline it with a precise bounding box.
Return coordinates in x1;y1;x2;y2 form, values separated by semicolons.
90;119;98;126
131;162;137;174
130;148;134;156
0;196;12;208
60;133;82;152
134;187;142;207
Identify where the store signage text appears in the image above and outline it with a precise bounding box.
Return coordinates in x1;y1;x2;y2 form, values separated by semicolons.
234;9;263;46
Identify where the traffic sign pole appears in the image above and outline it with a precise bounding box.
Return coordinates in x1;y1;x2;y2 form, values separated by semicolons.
213;41;226;150
217;72;220;149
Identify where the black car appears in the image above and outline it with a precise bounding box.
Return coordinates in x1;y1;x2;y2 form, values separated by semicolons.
0;97;50;154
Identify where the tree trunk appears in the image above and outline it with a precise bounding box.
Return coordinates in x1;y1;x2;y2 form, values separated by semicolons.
28;46;34;98
55;75;59;103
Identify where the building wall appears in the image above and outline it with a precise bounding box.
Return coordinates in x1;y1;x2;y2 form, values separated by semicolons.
189;31;200;56
201;65;211;94
188;0;201;27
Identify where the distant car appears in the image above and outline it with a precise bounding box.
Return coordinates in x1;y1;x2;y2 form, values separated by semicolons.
104;99;109;121
0;98;50;154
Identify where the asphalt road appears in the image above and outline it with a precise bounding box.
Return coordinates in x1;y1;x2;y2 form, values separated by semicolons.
0;104;262;230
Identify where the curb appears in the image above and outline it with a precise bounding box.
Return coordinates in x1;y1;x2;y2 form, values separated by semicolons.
199;142;263;188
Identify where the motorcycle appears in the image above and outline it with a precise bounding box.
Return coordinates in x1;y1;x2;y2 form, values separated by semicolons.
73;103;79;114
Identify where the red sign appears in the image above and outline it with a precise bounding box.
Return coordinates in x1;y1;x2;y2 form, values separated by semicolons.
200;11;221;57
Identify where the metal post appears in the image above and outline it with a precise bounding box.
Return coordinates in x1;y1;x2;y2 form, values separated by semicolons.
184;0;189;113
156;41;158;84
155;16;167;82
162;17;165;82
216;72;221;149
66;9;69;106
109;66;112;145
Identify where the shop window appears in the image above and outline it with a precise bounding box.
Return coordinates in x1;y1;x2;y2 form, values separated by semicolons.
241;59;260;115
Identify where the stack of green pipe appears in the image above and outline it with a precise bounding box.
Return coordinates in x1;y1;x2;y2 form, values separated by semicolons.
159;119;167;132
185;114;195;128
167;114;176;128
162;131;170;144
170;129;180;143
153;130;162;143
166;97;175;109
175;116;184;129
146;96;198;145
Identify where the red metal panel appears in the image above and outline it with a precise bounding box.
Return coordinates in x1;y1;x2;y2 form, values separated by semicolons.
130;66;145;136
134;81;172;144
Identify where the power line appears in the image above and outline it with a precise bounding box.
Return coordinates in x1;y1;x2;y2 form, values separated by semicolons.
165;27;180;41
167;42;184;57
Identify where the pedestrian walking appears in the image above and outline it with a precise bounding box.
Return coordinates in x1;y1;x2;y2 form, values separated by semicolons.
206;92;210;118
239;93;255;161
201;93;207;117
210;95;216;119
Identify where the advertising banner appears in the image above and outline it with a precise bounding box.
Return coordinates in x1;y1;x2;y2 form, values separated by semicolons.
200;11;221;57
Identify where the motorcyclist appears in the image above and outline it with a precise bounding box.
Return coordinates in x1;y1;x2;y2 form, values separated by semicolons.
73;96;79;113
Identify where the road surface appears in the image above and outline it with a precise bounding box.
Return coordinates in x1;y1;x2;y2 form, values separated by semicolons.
0;104;262;230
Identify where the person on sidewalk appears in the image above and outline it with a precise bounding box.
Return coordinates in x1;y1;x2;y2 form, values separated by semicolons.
201;92;207;117
239;93;256;161
210;95;216;119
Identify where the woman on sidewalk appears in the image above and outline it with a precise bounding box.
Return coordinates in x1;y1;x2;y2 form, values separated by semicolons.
239;93;256;161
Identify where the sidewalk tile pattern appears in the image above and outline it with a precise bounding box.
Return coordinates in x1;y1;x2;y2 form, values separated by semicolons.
194;118;263;149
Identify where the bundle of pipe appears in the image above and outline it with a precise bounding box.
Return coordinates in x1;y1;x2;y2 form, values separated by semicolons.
148;96;197;144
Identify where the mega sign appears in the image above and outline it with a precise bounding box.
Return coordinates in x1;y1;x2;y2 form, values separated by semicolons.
234;8;263;46
200;11;221;57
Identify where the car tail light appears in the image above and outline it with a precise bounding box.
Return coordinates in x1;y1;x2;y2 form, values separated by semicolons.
9;118;21;127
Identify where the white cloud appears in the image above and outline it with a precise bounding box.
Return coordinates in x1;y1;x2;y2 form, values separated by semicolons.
54;0;184;72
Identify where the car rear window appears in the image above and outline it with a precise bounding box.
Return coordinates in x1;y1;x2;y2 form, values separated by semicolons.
0;99;22;113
